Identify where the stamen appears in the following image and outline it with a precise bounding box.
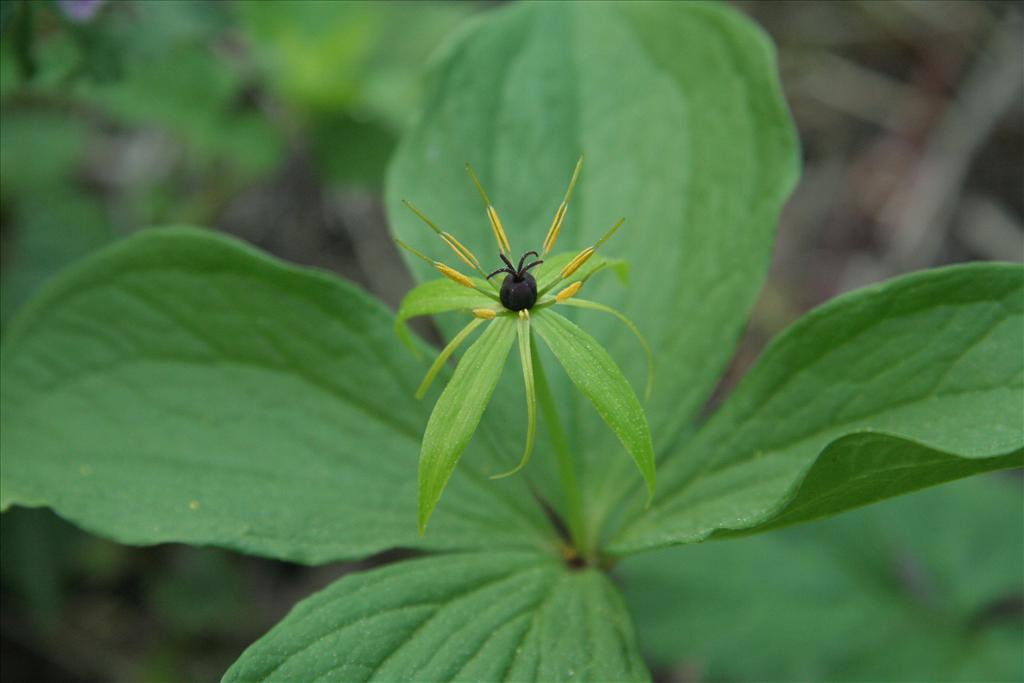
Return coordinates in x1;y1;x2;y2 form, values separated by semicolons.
544;204;567;255
465;163;512;255
543;155;583;254
473;308;497;319
434;262;475;289
594;217;626;249
560;247;595;279
488;206;512;255
402;200;444;235
555;281;583;302
402;200;485;273
441;232;481;270
394;238;434;266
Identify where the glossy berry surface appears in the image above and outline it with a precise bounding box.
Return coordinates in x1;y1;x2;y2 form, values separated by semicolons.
499;272;538;311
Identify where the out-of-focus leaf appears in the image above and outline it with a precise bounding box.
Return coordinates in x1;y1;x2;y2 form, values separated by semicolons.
1;229;554;564
0;112;87;195
238;0;475;129
1;193;115;325
617;474;1024;682
225;550;650;683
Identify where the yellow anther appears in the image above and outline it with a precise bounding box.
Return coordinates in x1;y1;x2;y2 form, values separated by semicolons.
466;163;512;255
518;308;529;320
487;206;511;255
441;232;480;270
434;262;475;289
543;155;583;254
473;308;497;319
560;247;595;279
555;281;583;302
543;203;567;255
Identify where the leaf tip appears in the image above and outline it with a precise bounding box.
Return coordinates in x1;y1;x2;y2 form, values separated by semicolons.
642;474;656;509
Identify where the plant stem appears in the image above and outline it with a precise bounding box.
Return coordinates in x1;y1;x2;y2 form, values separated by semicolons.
530;342;589;561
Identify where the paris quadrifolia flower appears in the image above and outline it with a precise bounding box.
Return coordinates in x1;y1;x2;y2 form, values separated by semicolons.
396;157;656;535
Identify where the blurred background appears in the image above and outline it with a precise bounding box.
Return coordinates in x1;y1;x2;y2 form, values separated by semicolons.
1;1;1021;681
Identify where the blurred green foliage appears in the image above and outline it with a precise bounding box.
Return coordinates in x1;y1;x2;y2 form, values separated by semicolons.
0;0;475;325
618;474;1024;681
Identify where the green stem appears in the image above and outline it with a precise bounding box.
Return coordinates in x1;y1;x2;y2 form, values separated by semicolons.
531;342;589;562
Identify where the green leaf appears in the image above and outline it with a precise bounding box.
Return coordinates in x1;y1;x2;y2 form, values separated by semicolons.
532;309;655;502
558;297;653;401
386;1;798;518
617;474;1024;682
224;550;650;683
612;263;1024;553
416;318;486;400
394;278;494;356
419;316;517;534
1;228;555;563
491;312;537;479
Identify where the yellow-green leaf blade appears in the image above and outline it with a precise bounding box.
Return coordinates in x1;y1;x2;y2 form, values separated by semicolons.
419;315;517;533
532;309;655;502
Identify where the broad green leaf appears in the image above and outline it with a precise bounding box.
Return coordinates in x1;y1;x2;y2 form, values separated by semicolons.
386;1;798;515
617;474;1024;682
532;309;655;502
224;550;650;683
1;229;555;563
714;433;1022;538
394;278;494;355
612;263;1024;553
419;316;517;533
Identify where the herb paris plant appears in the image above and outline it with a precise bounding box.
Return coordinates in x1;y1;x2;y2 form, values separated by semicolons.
1;3;1021;681
397;158;655;540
